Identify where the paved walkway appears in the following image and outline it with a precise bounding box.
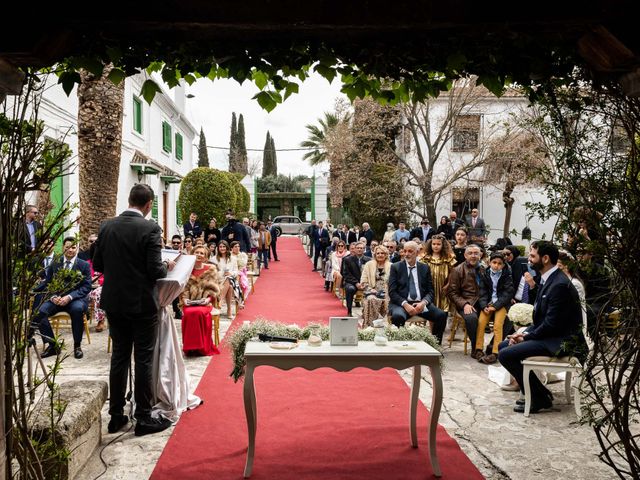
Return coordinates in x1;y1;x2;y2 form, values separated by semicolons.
40;237;614;480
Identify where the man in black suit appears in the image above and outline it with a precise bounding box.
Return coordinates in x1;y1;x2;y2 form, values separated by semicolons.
183;212;202;239
333;224;348;243
312;221;330;271
93;184;176;436
465;208;487;244
449;211;465;232
267;220;279;261
341;241;371;316
221;212;250;252
33;236;92;359
498;241;587;414
410;219;435;242
388;241;448;344
358;222;374;246
385;241;401;263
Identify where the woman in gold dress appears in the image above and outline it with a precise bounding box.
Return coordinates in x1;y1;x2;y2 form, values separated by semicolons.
421;234;457;311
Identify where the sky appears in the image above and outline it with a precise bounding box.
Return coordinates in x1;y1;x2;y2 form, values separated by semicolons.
184;73;346;176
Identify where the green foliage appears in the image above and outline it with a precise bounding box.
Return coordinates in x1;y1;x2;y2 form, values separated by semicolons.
227;173;245;212
241;184;251;212
256;174;307;193
179;168;237;225
197;128;209;167
262;131;277;177
228;112;238;171
227;318;442;381
236;114;248;174
301;112;340;165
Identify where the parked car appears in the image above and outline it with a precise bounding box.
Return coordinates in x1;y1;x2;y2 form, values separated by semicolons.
272;216;310;236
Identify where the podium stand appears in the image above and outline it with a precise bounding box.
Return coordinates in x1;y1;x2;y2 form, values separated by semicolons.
151;251;202;421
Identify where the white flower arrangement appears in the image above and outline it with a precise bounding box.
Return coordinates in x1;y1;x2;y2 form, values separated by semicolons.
227;317;442;381
509;302;534;326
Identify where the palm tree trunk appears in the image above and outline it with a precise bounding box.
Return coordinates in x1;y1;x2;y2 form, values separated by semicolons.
78;65;124;249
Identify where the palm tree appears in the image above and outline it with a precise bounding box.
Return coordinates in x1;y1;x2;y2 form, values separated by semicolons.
300;112;340;165
78;65;124;248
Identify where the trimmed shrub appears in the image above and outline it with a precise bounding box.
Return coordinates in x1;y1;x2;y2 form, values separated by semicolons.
241;186;251;212
179;167;237;225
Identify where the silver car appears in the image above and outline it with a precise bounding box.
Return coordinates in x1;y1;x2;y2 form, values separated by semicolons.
271;216;310;236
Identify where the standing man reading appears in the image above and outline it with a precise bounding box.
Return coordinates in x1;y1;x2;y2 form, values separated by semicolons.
93;184;176;436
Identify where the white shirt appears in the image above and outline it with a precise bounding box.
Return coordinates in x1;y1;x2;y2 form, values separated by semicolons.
124;207;144;217
63;256;77;269
539;265;559;286
405;261;421;302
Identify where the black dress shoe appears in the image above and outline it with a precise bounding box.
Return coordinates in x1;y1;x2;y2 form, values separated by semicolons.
515;398;525;406
514;395;552;413
134;416;172;437
74;347;83;359
41;344;60;358
108;414;129;433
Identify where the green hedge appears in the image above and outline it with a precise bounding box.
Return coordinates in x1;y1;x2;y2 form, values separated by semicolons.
179;167;237;226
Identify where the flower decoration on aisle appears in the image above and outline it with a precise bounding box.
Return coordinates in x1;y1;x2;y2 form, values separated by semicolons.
508;302;534;327
227;317;442;381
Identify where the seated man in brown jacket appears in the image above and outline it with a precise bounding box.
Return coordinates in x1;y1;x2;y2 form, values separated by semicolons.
446;244;484;359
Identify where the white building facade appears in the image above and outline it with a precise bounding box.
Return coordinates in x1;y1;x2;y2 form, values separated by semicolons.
36;72;196;240
404;89;554;246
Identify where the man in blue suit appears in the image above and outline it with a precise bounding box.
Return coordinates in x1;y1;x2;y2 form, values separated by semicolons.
387;241;448;344
33;236;92;359
312;220;330;271
498;241;587;413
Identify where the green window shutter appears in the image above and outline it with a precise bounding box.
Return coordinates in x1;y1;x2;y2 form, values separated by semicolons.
152;195;158;222
162;121;172;153
133;96;142;134
175;132;183;160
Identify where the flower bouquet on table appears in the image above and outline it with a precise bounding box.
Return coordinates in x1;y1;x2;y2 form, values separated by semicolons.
508;302;534;327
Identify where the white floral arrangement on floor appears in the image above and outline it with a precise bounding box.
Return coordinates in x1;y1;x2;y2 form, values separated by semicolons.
228;317;442;381
508;302;534;326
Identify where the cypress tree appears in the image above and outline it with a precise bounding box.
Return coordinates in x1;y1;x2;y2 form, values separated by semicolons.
198;128;210;167
270;135;278;176
237;114;248;174
262;131;274;177
229;112;238;172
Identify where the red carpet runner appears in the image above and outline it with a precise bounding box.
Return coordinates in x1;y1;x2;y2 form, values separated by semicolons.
151;237;483;479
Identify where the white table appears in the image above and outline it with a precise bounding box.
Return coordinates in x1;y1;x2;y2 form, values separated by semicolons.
242;340;443;477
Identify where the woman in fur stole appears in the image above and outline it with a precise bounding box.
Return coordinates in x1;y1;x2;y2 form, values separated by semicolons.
180;245;221;356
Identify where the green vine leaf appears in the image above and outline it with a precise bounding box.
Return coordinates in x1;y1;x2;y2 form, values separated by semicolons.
107;68;126;85
140;79;162;104
57;71;81;96
252;70;269;90
253;91;277;112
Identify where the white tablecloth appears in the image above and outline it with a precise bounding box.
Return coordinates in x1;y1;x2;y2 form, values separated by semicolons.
152;252;202;422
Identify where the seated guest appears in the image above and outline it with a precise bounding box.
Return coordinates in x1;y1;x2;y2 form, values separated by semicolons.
210;240;242;317
230;241;250;299
364;240;378;258
416;242;426;262
382;223;395;243
78;234;97;261
504;245;527;286
498;241;588;414
475;252;515;364
207;242;217;261
170;235;183;251
33;236;92;359
360;245;391;327
436;216;453;240
386;240;401;263
388;241;448;344
421;234;457;312
183;236;194;255
452;228;468;266
86;240;107;332
557;250;590;347
447;244;484;355
342;241;371;316
179;246;220;356
358;222;374;246
194;237;205;247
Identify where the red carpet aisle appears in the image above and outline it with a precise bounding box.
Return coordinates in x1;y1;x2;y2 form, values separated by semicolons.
151;237;483;480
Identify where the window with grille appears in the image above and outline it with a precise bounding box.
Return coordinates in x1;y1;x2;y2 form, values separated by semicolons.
175;132;183;161
452;115;481;151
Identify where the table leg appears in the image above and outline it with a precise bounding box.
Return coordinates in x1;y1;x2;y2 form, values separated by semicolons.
429;362;443;477
410;365;421;447
243;365;257;478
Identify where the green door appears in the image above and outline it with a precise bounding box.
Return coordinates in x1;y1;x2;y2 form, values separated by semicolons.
50;175;65;250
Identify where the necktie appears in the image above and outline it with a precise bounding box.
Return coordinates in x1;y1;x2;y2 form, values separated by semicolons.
408;266;417;300
64;260;71;270
522;280;530;303
44;257;51;269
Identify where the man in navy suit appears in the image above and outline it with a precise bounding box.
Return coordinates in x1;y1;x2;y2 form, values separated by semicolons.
388;241;448;344
410;219;435;242
33;236;92;359
498;241;587;413
312;220;330;271
183;212;202;239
